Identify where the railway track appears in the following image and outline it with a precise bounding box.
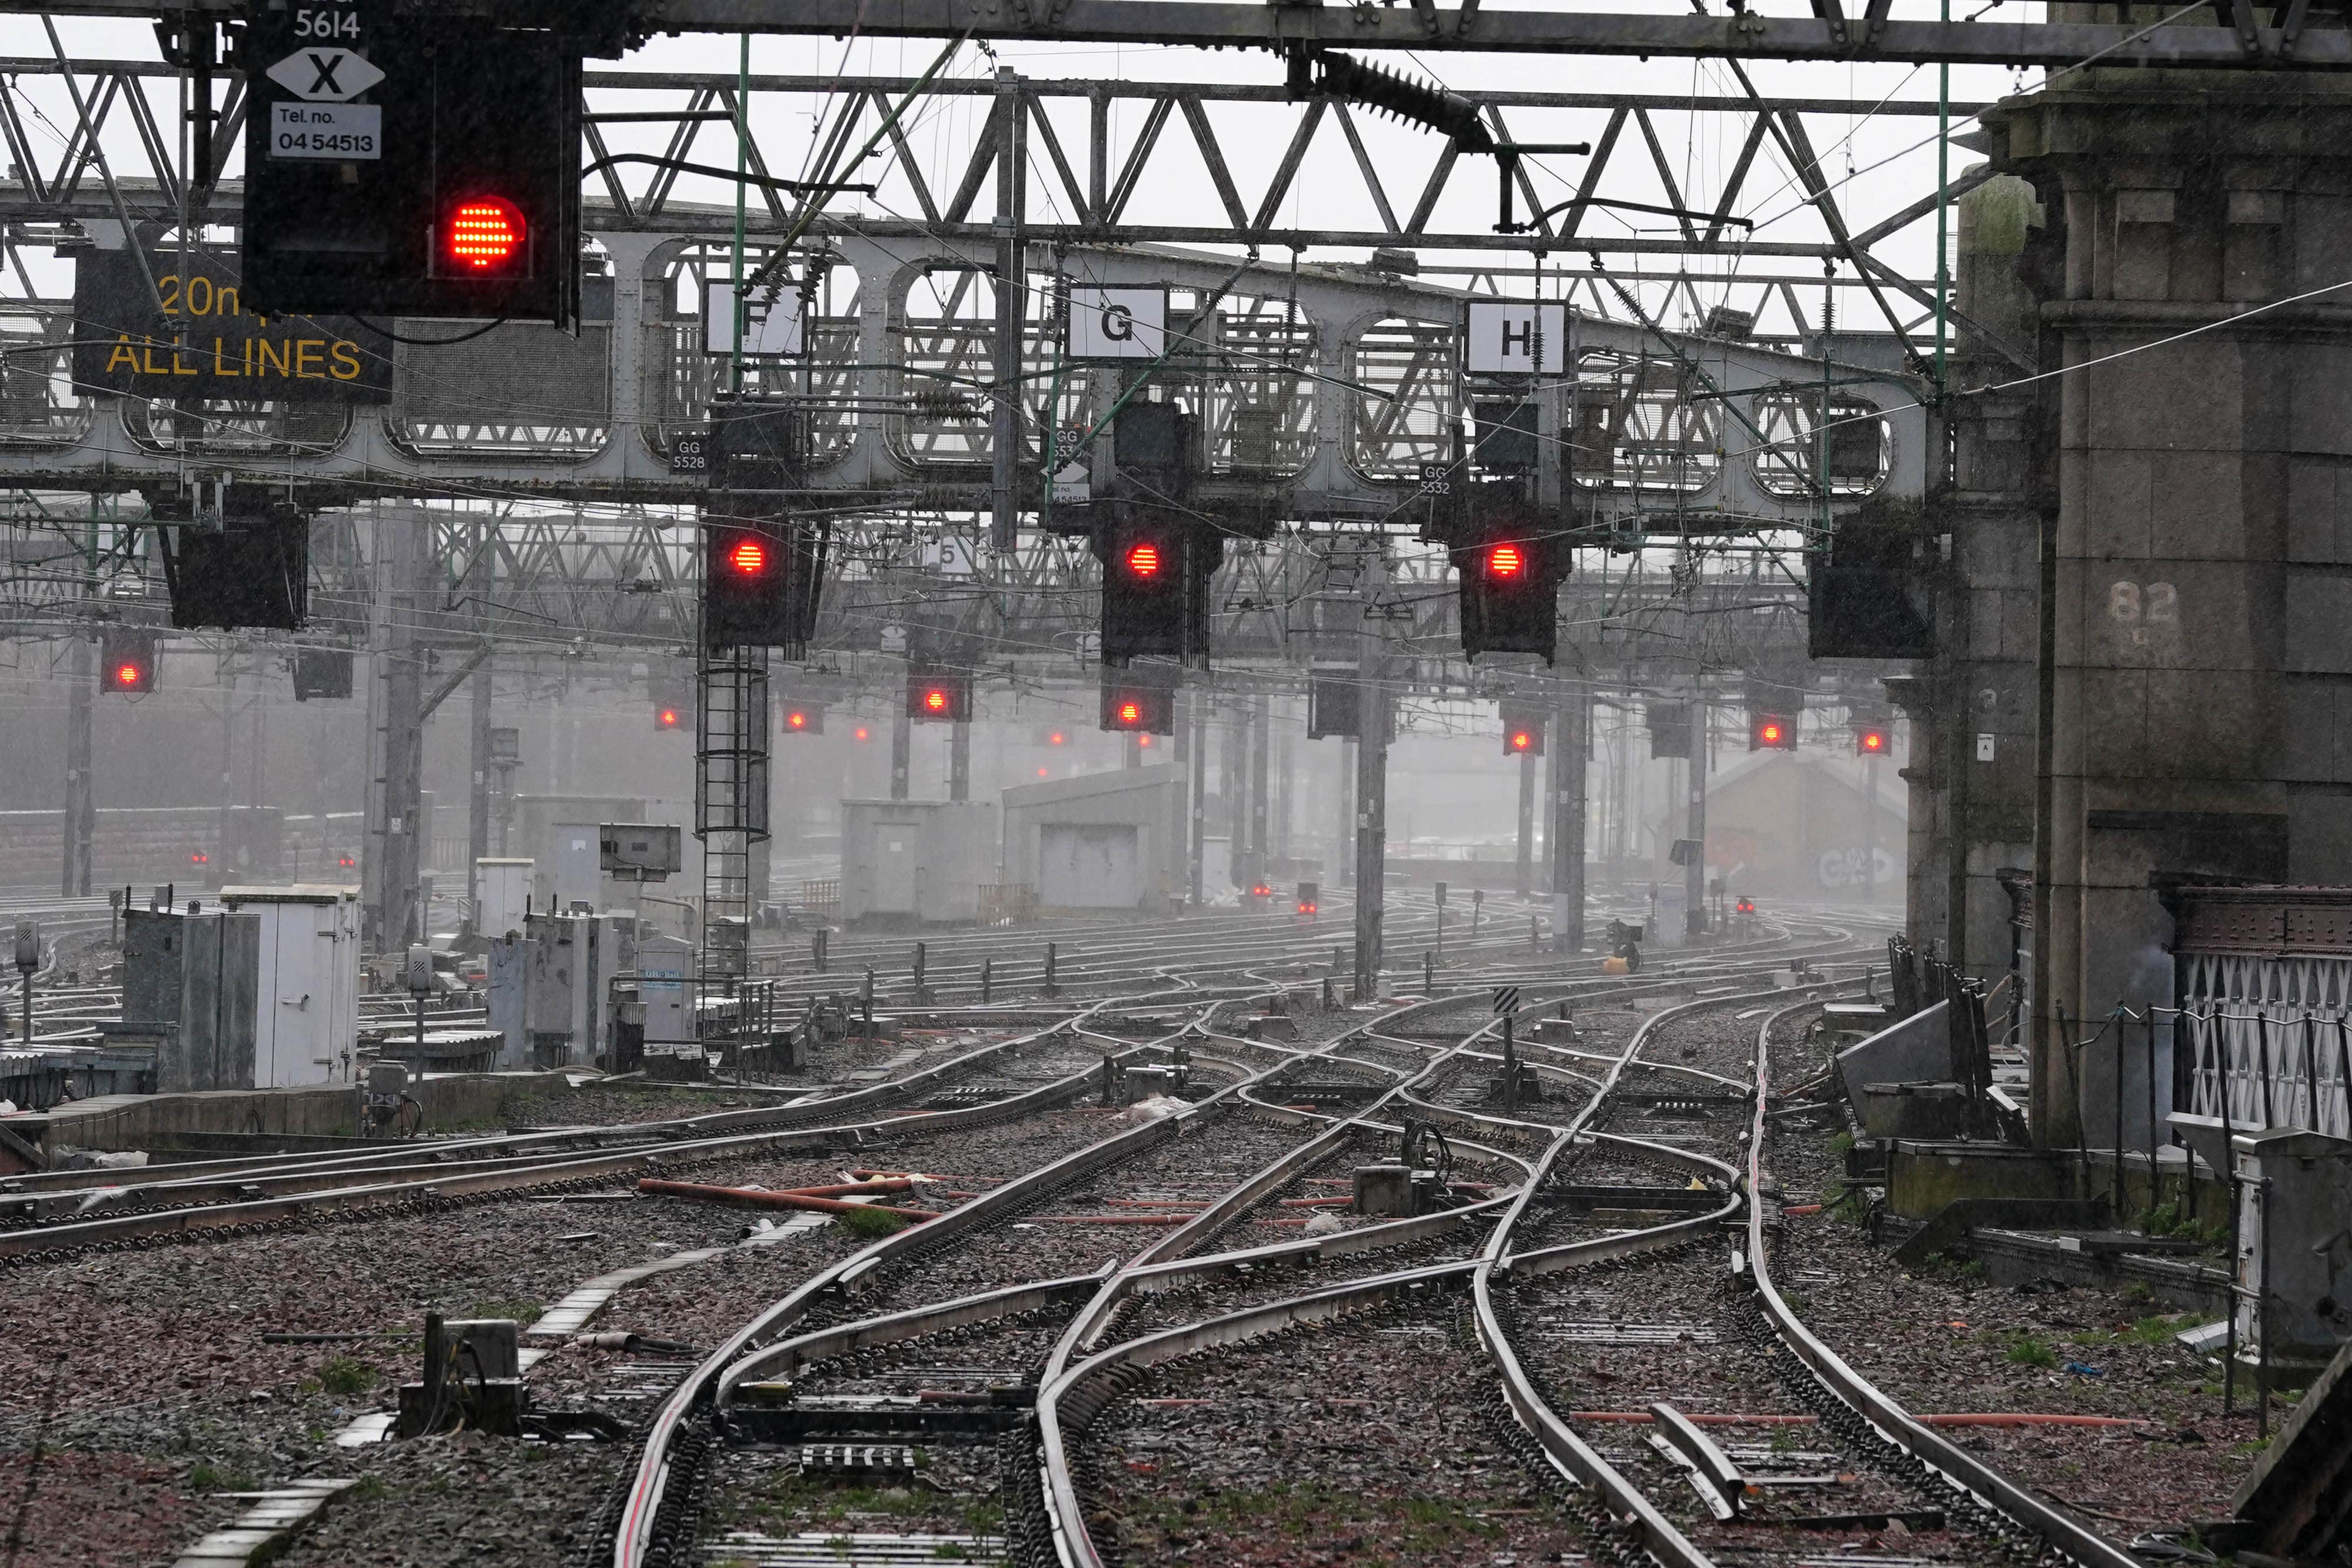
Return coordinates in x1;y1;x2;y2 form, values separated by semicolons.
3;905;1913;1568
591;916;1899;1568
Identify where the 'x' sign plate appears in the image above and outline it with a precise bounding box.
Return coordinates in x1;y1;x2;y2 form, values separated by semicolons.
266;47;386;102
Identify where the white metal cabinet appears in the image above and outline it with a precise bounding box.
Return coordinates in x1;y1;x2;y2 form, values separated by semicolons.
220;885;360;1088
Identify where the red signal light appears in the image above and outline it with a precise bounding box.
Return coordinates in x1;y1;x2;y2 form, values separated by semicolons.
1125;542;1162;578
1760;722;1783;745
1297;901;1318;915
1049;731;1065;746
854;726;871;741
786;710;808;730
1118;701;1142;725
1858;729;1887;753
1138;734;1151;748
657;707;680;729
337;855;356;868
446;197;525;273
117;663;144;687
1487;543;1525;579
728;537;768;576
1509;729;1534;752
190;852;209;865
924;687;949;713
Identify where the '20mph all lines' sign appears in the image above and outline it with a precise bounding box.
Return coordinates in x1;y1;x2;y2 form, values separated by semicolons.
72;246;394;403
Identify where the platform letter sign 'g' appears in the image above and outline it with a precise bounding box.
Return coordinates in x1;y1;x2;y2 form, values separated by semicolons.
1068;286;1167;360
1466;300;1569;376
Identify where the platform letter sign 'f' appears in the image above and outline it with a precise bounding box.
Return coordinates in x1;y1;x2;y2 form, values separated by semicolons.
1069;286;1167;360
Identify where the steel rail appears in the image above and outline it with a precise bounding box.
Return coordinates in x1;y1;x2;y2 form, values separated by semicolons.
0;1024;1141;1261
3;1016;1118;1215
1460;981;1865;1568
1740;1001;2145;1568
1033;971;1862;1568
611;977;1387;1568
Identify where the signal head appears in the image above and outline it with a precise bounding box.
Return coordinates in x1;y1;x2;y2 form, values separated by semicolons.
923;687;948;713
446;196;526;274
1509;729;1534;752
1124;541;1162;578
727;537;768;576
1857;728;1888;754
1487;542;1526;579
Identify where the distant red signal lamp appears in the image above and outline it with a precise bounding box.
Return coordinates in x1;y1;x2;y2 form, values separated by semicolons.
1124;542;1162;578
1049;731;1065;746
786;710;808;730
1118;700;1142;725
1509;729;1535;753
728;537;768;576
446;197;526;273
923;687;949;713
337;855;356;869
190;852;210;865
1760;722;1783;744
656;706;681;730
854;726;871;741
117;663;144;687
1486;543;1526;579
1857;728;1888;754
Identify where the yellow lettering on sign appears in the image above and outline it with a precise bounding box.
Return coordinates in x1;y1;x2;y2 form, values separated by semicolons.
330;341;361;381
242;340;257;377
185;276;213;317
139;342;169;376
218;286;240;318
255;339;288;377
170;346;199;376
294;339;324;378
212;337;238;376
105;336;138;374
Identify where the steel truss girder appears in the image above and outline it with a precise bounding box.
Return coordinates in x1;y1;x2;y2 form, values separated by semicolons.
2;502;1829;692
0;234;1929;526
0;0;2342;69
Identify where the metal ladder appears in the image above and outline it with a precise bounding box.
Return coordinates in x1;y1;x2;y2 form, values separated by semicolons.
696;642;769;1037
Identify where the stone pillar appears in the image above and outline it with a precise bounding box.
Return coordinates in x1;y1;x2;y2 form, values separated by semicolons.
1984;81;2352;1148
1902;170;2045;975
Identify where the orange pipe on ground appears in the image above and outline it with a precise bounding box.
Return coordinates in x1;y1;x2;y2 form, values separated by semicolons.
1028;1214;1192;1225
780;1179;924;1199
636;1178;941;1221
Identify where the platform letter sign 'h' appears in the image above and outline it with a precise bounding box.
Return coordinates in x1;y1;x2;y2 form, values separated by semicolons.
1068;286;1168;360
1466;301;1569;376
